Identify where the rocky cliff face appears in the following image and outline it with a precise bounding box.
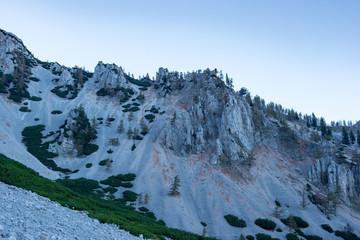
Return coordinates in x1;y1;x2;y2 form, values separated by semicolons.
157;68;256;165
0;29;35;74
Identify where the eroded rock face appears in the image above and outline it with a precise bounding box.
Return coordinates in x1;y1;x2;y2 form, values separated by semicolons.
159;68;255;165
308;158;360;199
0;29;34;74
92;61;127;88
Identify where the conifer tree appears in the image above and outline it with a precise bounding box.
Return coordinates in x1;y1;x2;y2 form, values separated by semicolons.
320;117;327;136
171;112;176;125
144;193;150;204
301;188;309;209
128;112;134;121
133;128;139;138
169;175;181;196
126;127;133;139
357;130;360;145
326;127;332;137
349;131;355;144
342;127;350;145
288;215;298;232
311;113;317;128
117;120;124;133
140;118;149;135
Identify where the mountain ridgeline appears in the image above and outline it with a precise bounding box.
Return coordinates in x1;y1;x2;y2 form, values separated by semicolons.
1;28;360;239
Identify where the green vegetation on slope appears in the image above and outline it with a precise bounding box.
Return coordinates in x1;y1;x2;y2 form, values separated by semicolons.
21;125;71;173
0;154;217;240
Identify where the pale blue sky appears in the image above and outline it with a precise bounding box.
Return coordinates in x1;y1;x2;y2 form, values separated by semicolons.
1;0;359;123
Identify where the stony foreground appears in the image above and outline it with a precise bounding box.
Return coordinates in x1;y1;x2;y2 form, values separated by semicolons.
0;182;142;240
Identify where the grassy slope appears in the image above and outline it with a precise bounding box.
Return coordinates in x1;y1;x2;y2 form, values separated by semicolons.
0;153;216;240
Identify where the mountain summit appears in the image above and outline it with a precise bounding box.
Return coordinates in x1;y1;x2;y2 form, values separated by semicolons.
1;28;359;239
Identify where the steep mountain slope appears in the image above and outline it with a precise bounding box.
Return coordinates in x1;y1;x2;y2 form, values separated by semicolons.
0;181;143;240
1;28;360;239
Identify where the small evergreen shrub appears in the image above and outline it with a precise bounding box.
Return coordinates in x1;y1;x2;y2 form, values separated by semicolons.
335;230;360;240
281;216;309;228
29;96;42;101
255;218;276;230
121;182;133;188
122;104;132;108
275;200;281;207
99;159;108;166
100;173;135;187
255;233;272;240
107;148;113;154
276;228;282;232
321;224;333;233
19;106;31;112
157;219;166;226
51;110;62;114
34;118;39;121
29;77;40;82
23;102;28;105
139;207;149;212
224;214;247;228
285;233;299;240
100;177;122;187
306;235;322;240
131;144;136;151
145;114;155;120
246;236;254;240
85;163;92;168
295;229;306;238
116;173;136;181
103;187;117;194
56;178;100;196
51;86;69;98
123;190;138;202
83;144;99;155
145;211;156;219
